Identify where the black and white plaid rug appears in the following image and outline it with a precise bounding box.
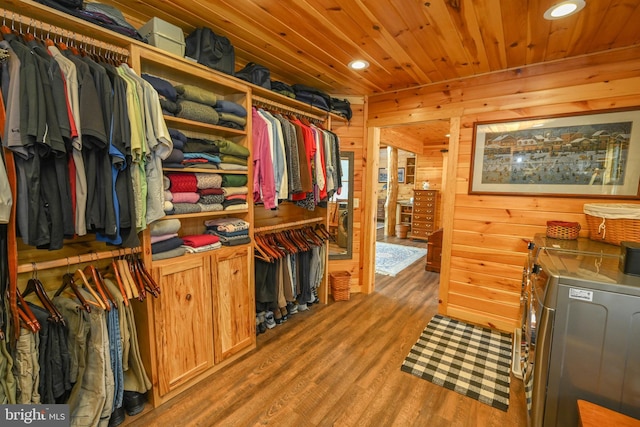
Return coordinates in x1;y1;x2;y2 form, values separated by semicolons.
401;314;512;411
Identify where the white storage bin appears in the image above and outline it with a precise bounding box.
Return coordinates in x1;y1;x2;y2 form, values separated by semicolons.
139;17;185;57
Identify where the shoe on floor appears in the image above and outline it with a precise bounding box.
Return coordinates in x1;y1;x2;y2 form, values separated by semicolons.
287;302;298;315
108;406;126;427
298;303;308;312
264;311;276;329
123;391;146;416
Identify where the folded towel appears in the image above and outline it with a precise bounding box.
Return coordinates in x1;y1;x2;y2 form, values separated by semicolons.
177;100;219;125
150;218;181;236
225;194;247;201
175;84;218;106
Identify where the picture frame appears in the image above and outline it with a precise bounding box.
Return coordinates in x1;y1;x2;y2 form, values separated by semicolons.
378;167;406;183
469;108;640;198
378;168;388;183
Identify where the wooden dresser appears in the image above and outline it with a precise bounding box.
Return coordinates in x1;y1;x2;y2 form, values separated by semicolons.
411;190;439;241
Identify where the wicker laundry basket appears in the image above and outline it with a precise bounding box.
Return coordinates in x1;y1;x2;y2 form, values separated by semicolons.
329;271;351;301
546;220;581;240
584;203;640;245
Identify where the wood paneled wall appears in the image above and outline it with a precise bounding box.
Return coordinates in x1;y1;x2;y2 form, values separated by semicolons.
367;46;640;332
329;98;367;294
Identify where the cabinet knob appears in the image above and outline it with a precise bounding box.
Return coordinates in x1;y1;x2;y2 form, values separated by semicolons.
186;294;192;301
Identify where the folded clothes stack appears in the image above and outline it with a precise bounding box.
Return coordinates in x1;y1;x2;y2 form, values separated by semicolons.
150;218;185;260
174;84;219;125
182;137;221;168
163;172;228;214
142;74;178;116
181;234;222;253
214;99;247;130
215;139;249;170
162;128;187;168
204;218;251;246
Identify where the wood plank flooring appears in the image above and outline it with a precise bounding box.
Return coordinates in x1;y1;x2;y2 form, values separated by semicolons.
125;230;527;426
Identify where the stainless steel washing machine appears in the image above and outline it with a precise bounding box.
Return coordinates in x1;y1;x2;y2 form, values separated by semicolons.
521;235;640;427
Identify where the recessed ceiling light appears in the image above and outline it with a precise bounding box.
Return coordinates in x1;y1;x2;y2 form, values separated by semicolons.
348;60;369;70
544;0;585;20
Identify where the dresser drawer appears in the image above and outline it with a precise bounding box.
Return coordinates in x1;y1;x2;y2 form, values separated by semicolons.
412;205;436;215
411;228;432;240
412;222;435;232
413;213;435;222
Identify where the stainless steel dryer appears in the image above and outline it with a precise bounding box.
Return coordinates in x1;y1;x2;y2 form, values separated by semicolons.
522;235;640;427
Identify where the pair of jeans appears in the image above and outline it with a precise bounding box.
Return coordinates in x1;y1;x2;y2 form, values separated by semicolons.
102;278;151;394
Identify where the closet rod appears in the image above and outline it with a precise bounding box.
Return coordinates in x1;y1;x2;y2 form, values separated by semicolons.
252;95;327;122
254;217;323;233
0;7;130;59
17;247;142;274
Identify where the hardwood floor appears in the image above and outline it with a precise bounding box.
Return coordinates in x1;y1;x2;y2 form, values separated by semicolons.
125;233;527;426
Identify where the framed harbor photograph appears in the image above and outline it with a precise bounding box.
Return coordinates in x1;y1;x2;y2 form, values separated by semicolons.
378;168;388;183
398;167;405;183
469;109;640;197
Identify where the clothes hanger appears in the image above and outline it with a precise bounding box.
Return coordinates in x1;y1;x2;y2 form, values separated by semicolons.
22;266;65;324
254;241;272;262
55;259;92;313
117;258;140;301
127;254;147;301
82;264;111;311
105;259;130;306
134;255;160;297
86;262;117;309
16;290;40;332
74;268;108;311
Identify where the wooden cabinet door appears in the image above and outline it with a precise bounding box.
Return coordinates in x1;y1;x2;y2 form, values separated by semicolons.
210;246;255;363
153;256;214;396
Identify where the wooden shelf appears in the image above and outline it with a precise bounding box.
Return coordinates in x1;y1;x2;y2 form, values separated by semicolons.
163;116;246;138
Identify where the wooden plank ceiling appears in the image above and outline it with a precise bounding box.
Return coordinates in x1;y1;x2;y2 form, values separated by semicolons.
79;0;640;148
